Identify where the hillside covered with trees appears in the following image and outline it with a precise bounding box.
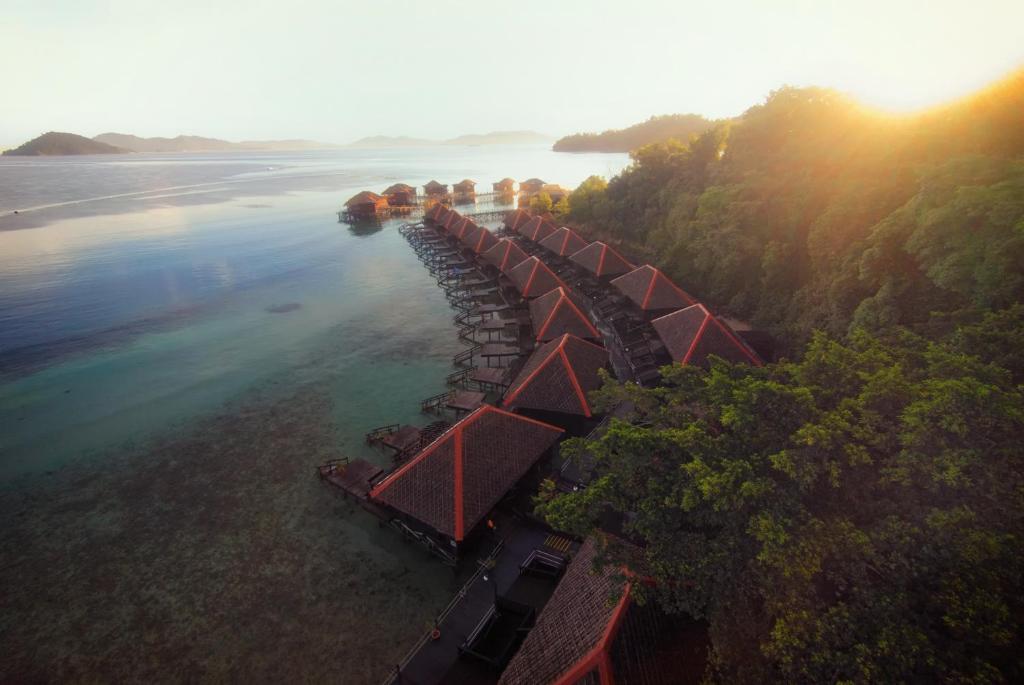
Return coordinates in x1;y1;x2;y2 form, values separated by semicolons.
553;113;714;152
3;132;128;156
542;69;1024;682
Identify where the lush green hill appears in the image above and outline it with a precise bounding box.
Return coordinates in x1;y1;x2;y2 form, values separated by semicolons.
553;113;715;152
3;131;128;156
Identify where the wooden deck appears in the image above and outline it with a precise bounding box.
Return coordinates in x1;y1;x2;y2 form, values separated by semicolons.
448;390;487;412
378;425;423;454
318;459;383;500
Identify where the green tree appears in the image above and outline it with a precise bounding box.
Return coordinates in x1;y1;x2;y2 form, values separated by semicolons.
529;191;553;214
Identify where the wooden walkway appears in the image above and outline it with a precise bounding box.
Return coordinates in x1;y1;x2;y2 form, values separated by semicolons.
318;459;383;499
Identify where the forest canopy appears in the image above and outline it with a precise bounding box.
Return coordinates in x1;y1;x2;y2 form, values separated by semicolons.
552;113;715;153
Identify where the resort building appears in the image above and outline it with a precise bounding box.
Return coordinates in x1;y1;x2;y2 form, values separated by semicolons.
538;226;589;258
481;238;530;274
453;179;477;204
382;183;417;207
503;209;531;233
493;178;516;194
529;287;600;342
442;209;464;232
518;178;547;207
343;191;389;220
569;241;634;279
502;334;609;422
368;405;563;554
541;184;570;205
651;304;763;367
517;216;558;244
461;224;500;255
610;265;698;318
507;256;566;300
423;180;451;203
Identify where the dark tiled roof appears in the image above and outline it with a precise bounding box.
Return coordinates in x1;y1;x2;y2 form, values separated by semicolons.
503;335;608;417
507;256;566;299
651;304;763;367
424;180;448;193
453;179;477;191
345;191;386;207
520;178;546;188
498;538;629;685
504;209;531;231
570;241;634;278
482;238;530;273
493;178;516;190
518;216;558;243
529;287;600;342
538;227;590;257
426;204;445;222
383;183;416;195
442;209;463;232
369;406;562;541
610;265;697;312
466;226;499;254
452;217;480;240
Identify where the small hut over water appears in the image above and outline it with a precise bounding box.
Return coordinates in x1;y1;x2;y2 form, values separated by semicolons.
611;265;698;317
507;256;566;300
382;183;417;207
569;241;634;279
518;178;547;207
482;238;530;274
518;216;558;244
529;286;600;342
423;180;450;204
368;405;562;551
502;334;609;420
538;226;589;258
651;304;763;367
343;191;389;220
498;538;709;685
542;184;570;205
453;179;477;204
493;178;516;194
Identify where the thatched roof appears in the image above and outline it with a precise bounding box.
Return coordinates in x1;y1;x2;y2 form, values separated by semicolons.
503;335;608;417
423;180;448;193
344;191;386;207
499;538;707;685
503;209;531;232
518;216;558;243
569;241;634;278
507;256;566;299
481;238;530;273
610;265;697;312
651;304;763;367
529;286;600;342
453;179;477;191
538;227;590;257
382;183;416;195
369;405;562;541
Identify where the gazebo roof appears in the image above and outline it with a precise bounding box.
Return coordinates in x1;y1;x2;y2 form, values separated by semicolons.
503;335;608;417
521;177;546;187
610;265;697;312
499;538;708;685
518;216;558;243
538;227;590;257
424;180;448;192
453;179;477;190
504;209;531;232
481;238;530;273
529;286;600;342
651;304;763;367
344;191;385;207
494;177;516;188
383;183;416;195
569;241;634;278
507;256;566;299
369;405;562;541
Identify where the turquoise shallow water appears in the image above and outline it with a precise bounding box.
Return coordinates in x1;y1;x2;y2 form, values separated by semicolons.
0;147;628;681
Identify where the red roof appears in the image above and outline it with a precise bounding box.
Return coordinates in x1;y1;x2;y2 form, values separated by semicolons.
538;227;590;257
529;287;600;342
503;335;608;417
369;405;562;541
452;217;480;241
610;265;697;312
442;210;464;232
504;209;531;232
465;225;499;254
518;216;558;243
507;256;566;299
651;304;763;367
344;191;387;208
425;203;444;222
569;241;634;278
481;238;530;273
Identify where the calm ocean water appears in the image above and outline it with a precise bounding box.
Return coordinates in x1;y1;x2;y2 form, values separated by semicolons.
0;146;628;681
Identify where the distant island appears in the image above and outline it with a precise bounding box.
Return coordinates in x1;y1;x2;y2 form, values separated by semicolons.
92;133;340;153
2;132;129;156
553;114;715;152
346;130;553;148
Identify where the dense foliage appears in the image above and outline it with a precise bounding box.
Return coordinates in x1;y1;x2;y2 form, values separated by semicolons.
543;70;1024;682
2;131;128;156
553;113;714;153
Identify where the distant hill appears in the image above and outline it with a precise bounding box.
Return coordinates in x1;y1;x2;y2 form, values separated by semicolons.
346;130;553;148
3;131;129;156
553;114;715;152
93;132;340;152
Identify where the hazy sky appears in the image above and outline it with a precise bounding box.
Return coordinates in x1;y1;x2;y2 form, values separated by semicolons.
3;0;1023;145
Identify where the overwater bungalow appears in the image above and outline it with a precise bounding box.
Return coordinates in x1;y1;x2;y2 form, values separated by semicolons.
493;177;516;194
453;179;477;204
481;238;530;274
368;405;563;555
541;184;570;205
610;265;698;317
498;538;709;685
507;256;566;300
502;334;609;421
503;208;531;233
517;178;546;207
424;180;450;203
342;190;389;220
538;226;589;258
382;182;417;207
517;216;558;244
651;304;763;367
529;287;600;342
569;241;634;279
